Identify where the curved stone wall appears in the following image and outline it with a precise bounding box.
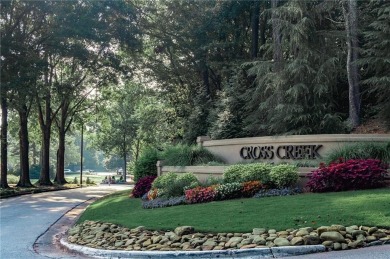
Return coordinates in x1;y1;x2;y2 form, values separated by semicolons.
197;134;390;164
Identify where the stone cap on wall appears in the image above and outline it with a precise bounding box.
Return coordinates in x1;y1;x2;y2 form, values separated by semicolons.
198;134;390;147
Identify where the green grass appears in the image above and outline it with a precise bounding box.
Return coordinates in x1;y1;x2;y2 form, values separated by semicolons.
77;188;390;233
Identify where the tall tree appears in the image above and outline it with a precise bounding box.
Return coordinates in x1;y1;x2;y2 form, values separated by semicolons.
342;0;360;128
1;1;47;187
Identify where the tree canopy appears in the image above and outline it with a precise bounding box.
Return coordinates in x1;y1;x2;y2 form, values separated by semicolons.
1;0;389;187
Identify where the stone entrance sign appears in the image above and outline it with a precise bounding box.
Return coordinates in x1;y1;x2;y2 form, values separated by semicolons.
197;134;390;164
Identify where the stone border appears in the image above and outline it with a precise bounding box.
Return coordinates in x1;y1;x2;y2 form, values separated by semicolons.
60;238;326;258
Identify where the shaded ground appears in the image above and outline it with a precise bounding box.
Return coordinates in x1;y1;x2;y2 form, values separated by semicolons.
353;118;390;134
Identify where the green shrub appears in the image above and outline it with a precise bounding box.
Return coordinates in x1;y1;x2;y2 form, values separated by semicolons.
168;173;199;197
242;163;272;184
325;142;390;164
215;182;242;200
152;172;199;198
72;177;78;184
152;172;177;190
223;164;246;183
269;164;299;188
200;175;223;187
161;144;224;166
1;174;19;184
133;148;159;181
223;163;272;184
86;177;95;185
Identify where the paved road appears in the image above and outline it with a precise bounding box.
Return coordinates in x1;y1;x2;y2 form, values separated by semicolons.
0;185;132;259
1;184;389;259
284;245;390;259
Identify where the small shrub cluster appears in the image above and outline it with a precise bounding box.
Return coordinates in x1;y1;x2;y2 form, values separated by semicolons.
161;144;224;166
269;164;299;188
2;175;19;184
151;172;199;198
223;163;272;184
253;187;302;198
146;188;159;200
325;142;390;164
86;177;95;185
241;181;263;197
223;163;298;188
133;148;159;181
185;186;217;204
306;159;388;192
142;196;186;209
132;175;157;198
215;182;242;200
133;144;224;182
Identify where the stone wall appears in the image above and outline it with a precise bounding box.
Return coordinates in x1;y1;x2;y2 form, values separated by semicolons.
197;134;390;164
157;162;317;187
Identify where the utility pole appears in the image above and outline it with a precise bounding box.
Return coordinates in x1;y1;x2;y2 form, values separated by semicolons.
80;122;84;188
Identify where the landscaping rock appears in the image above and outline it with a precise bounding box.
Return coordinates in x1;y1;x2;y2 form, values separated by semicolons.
174;226;194;236
320;231;346;243
295;229;309;237
274;238;290;246
333;242;342;250
66;221;390;253
317;226;329;235
253;236;266;245
368;227;378;235
291;237;303;246
253;228;267;235
303;235;321;245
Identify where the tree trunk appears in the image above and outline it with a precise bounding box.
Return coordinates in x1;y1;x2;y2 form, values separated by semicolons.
54;104;69;185
31;142;38;165
17;105;33;187
54;131;67;184
343;0;360;128
200;59;210;97
123;134;127;182
272;0;283;72
251;0;260;59
259;1;267;50
37;91;53;186
135;138;140;161
38;126;52;185
1;95;10;188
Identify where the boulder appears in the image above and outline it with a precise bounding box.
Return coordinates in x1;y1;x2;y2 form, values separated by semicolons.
174;226;194;236
348;239;364;249
252;228;267;235
274;238;290;246
320;231;346;243
368;227;378;235
316;226;329;235
253;236;266;245
303;235;320;245
295;229;309;237
333;242;342;250
291;237;303;246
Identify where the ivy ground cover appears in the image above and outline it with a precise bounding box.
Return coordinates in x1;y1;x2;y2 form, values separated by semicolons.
77;188;390;233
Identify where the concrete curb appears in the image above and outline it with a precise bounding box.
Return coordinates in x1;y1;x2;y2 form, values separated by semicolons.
60;238;326;258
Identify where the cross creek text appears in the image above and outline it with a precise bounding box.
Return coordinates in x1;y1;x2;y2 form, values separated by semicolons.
240;145;323;160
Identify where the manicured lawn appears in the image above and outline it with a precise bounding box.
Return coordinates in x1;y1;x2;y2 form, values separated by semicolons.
77;188;390;233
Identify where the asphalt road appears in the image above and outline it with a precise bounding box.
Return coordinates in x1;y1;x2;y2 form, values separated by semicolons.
284;245;390;259
1;184;389;259
0;184;132;259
